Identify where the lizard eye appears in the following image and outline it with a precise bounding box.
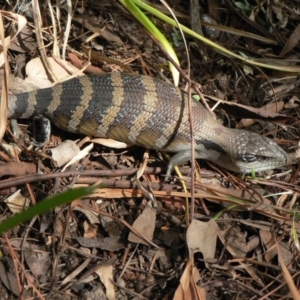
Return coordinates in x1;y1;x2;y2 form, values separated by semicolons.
238;154;268;163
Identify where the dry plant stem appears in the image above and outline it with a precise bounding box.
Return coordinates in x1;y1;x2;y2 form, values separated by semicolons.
0;12;9;142
61;207;73;245
62;256;118;292
160;0;194;224
16;148;38;204
201;166;265;204
0;167;171;190
61;0;72;60
76;177;180;191
0;147;13;162
120;247;131;267
4;235;23;296
235;281;265;297
137;278;170;298
55;0;62;37
50;55;73;75
25;183;36;205
3;234;46;299
32;0;57;82
258;271;300;300
117;244;139;282
47;0;59;57
187;86;195;221
277;243;300;299
189;0;203;36
61;258;92;286
20;216;39;296
3;172;294;221
257;271;296;300
251;179;300;193
234;257;298;274
48;251;60;296
111;280;148;300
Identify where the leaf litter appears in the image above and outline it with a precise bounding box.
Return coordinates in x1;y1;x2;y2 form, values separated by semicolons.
0;1;299;299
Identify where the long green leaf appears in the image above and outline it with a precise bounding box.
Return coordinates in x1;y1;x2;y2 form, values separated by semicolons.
127;0;300;73
121;0;180;85
0;186;96;235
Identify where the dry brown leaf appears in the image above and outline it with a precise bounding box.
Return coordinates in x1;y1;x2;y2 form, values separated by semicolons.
4;189;30;214
9;25;37;53
280;24;300;56
76;236;126;251
259;229;277;262
68;52;104;74
61;258;92;286
73;206;100;224
0;13;10;143
277;243;300;299
186;219;218;262
25;57;70;82
277;241;293;267
61;143;93;172
128;202;156;245
206;95;287;124
0;260;20;297
23;246;51;278
50;140;80;168
173;258;206;300
237;100;285;128
95;264;115;300
83;221;98;238
0;162;37;177
259;230;293;266
136;150;149;180
89;188;143;198
218;217;264;286
91;137;131;149
0;11;27;66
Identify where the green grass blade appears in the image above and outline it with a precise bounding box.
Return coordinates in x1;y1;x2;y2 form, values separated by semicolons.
0;186;96;235
128;0;300;73
120;0;180;85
